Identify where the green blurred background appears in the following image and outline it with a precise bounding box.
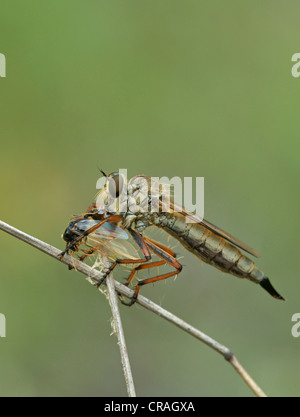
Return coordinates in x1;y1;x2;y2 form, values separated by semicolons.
0;1;299;397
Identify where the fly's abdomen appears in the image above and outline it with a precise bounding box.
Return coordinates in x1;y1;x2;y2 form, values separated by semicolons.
154;212;284;300
190;227;265;283
157;213;264;283
206;238;264;283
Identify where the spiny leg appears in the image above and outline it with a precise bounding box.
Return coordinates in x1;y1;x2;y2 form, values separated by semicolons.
79;248;97;263
143;235;177;257
94;229;152;288
120;238;182;307
119;234;176;289
65;247;97;270
118;259;167;304
71;203;103;221
124;259;167;286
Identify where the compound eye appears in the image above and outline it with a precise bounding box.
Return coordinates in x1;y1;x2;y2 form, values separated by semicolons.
107;172;124;198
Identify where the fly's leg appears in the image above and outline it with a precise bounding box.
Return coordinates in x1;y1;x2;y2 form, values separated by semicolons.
118;236;176;298
70;203;102;221
66;247;97;270
120;238;182;307
78;248;97;263
124;259;167;286
118;259;167;304
94;229;152;288
143;236;177;257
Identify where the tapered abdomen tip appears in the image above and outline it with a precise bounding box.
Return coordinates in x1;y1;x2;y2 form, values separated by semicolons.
260;277;285;301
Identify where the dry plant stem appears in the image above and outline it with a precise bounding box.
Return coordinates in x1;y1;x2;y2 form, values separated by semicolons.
105;270;136;397
0;220;267;397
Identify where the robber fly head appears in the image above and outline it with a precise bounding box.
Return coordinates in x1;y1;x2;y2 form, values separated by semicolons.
100;170;126;199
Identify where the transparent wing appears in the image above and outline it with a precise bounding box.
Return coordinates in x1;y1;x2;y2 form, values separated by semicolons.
75;219;140;261
160;199;260;258
76;219;128;240
129;175;259;257
87;233;140;261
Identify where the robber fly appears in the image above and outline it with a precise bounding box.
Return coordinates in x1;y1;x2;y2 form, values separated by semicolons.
60;171;284;306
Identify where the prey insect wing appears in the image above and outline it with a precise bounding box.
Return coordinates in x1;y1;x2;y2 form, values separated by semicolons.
132;174;260;258
87;233;140;261
79;220;128;240
72;219;140;261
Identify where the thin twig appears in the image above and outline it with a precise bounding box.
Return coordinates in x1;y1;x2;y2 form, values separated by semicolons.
105;268;136;397
0;220;267;397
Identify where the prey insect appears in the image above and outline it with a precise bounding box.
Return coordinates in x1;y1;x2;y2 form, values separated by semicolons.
60;171;284;306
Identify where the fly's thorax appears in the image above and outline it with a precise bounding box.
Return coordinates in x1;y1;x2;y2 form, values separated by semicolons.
122;213;136;229
121;212;153;234
153;212;189;233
